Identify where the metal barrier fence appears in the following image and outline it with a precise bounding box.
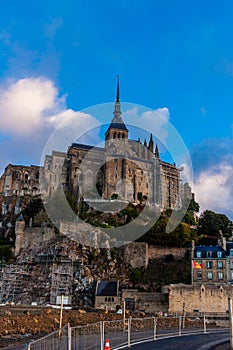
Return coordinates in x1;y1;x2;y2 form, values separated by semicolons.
71;321;103;350
27;315;230;350
27;324;70;350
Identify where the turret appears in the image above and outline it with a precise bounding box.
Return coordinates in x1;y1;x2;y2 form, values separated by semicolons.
155;144;160;158
15;214;25;256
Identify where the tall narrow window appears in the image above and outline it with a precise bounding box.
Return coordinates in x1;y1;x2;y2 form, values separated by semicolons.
218;272;223;280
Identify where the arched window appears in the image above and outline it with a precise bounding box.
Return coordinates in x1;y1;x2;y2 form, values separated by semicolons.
24;173;29;183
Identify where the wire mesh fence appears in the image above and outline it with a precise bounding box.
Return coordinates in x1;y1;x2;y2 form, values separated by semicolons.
103;319;128;349
27;314;230;350
71;322;102;350
28;324;69;350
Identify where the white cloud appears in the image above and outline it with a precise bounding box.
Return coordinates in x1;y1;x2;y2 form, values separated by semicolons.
123;106;170;143
189;137;233;219
0;77;99;174
0;77;63;135
193;163;233;219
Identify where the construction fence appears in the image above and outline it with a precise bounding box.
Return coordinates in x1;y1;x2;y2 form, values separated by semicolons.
27;315;229;350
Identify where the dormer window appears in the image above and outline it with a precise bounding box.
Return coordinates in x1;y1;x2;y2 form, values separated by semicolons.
217;251;222;258
196;251;201;258
207;251;212;258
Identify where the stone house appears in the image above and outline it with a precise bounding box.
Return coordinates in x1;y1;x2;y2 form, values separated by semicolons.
95;282;168;313
191;239;233;285
0;164;40;197
95;281;121;311
122;289;168;313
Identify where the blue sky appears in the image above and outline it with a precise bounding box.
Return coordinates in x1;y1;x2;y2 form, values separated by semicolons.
0;0;233;219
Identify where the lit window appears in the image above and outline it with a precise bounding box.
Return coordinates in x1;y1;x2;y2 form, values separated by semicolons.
217;251;222;258
207;272;213;280
218;272;223;280
207;261;212;269
196;251;201;258
217;261;223;269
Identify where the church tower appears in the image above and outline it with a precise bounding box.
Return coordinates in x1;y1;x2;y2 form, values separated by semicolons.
105;76;128;142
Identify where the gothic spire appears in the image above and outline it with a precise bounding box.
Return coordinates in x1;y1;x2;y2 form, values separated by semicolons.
148;133;154;153
116;74;120;102
155;144;160;158
105;76;128;140
114;74;121;115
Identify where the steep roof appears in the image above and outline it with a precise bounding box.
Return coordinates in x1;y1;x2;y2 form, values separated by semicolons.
107;114;128;131
95;281;118;296
194;245;226;258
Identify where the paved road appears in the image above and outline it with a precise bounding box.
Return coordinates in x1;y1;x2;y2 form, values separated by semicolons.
129;330;229;350
0;329;229;350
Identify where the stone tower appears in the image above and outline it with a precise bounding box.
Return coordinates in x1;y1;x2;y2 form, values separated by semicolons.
15;214;25;256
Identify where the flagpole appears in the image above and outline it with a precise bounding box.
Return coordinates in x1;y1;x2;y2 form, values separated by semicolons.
191;260;193;285
191;240;195;285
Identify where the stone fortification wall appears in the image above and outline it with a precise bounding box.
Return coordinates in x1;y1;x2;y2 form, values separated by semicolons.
148;245;187;260
123;242;148;268
15;226;56;255
168;284;232;314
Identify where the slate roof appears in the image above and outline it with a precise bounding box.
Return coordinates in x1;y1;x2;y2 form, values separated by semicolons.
95;281;118;296
194;245;226;258
70;143;103;151
105;114;128;133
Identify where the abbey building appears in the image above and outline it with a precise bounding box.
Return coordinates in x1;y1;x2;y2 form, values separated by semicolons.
0;79;191;212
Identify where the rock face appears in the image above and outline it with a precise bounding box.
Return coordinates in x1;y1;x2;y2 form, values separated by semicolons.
0;235;132;307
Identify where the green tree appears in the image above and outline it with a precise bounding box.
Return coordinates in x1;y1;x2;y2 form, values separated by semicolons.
111;193;119;200
0;245;13;263
130;268;142;284
197;210;231;238
137;192;143;203
23;198;44;224
188;198;200;212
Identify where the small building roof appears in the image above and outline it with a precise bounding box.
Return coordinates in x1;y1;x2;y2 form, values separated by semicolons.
95;281;118;296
